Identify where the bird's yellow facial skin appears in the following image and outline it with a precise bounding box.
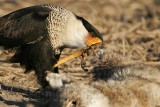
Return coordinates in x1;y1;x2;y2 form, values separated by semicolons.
85;33;102;47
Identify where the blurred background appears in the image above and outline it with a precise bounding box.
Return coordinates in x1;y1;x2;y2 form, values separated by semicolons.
0;0;160;106
1;0;160;61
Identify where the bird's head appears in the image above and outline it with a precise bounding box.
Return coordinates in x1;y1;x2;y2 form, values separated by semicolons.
75;15;103;47
61;14;103;49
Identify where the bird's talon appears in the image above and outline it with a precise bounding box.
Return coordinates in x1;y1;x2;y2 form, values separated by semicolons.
81;63;88;71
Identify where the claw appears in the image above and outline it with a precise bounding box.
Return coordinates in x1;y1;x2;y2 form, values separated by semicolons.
80;42;104;71
81;51;88;71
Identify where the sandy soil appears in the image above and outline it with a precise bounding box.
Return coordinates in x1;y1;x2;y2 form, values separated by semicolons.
0;0;160;107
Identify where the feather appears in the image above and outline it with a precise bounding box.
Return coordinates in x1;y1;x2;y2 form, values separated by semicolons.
0;5;52;48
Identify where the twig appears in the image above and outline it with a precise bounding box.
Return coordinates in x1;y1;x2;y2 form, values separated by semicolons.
122;35;125;56
144;61;160;65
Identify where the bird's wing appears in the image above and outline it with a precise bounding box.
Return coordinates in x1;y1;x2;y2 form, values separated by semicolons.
0;5;52;48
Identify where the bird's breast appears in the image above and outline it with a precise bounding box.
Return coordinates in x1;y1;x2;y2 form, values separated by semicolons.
46;10;71;49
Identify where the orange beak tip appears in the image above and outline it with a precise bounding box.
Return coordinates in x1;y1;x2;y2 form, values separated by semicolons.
85;33;102;47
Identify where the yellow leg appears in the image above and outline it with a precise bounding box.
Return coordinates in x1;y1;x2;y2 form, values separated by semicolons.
53;49;85;68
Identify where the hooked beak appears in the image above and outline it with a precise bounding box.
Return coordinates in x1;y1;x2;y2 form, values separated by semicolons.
85;33;103;47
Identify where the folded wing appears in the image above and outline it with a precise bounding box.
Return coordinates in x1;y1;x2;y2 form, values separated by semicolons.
0;5;52;48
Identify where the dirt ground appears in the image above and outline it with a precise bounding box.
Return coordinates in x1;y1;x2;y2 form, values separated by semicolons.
0;0;160;107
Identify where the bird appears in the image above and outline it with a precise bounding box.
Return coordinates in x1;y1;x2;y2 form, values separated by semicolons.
0;4;103;88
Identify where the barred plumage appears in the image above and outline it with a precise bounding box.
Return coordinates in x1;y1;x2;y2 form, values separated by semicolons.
0;4;103;88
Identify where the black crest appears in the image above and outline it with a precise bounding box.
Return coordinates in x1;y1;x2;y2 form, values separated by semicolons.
75;15;103;41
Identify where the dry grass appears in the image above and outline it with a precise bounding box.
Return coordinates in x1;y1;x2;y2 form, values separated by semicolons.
0;0;160;106
46;53;160;107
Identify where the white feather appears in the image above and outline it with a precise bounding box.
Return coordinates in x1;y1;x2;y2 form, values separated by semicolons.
62;14;88;48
